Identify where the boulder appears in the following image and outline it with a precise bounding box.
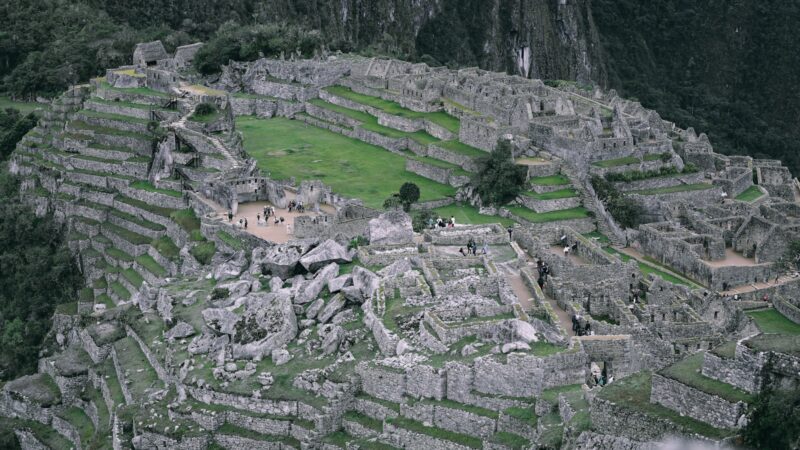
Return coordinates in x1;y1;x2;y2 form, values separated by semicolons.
501;341;531;353
317;294;346;324
271;349;292;365
202;308;239;335
300;239;351;271
295;262;339;305
258;240;317;279
328;274;352;293
156;290;174;323
367;211;413;245
166;322;195;340
378;258;413;278
319;324;344;355
305;298;325;319
214;250;248;281
230;293;298;360
352;266;380;300
510;319;539;343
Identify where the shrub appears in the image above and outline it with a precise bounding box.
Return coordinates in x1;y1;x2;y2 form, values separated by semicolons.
743;387;800;450
412;209;437;232
194;103;217;116
399;182;421;212
591;175;643;228
211;287;229;300
472;139;527;206
190;241;216;265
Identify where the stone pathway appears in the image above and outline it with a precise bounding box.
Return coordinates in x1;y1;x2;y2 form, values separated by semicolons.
542;291;576;337
721;273;798;296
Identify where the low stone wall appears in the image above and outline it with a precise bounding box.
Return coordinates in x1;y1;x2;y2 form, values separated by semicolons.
650;373;746;429
383;421;474;450
591;397;698;442
356;363;406;403
774;297;800;324
125;326;171;384
51;415;81;449
405;365;446;400
14;429;49;450
186;386;298;416
613;172;706;192
354;397;399;421
427;144;480;172
214;434;292;450
517;195;581;213
110;347;134;405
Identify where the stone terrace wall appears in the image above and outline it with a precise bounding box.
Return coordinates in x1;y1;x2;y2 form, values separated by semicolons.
701;351;764;394
650;373;746;429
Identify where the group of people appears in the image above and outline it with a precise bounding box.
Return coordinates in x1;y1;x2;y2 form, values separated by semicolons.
560;235;579;255
256;205;285;226
458;237;488;256
571;313;593;336
287;200;305;213
429;216;457;229
587;366;612;387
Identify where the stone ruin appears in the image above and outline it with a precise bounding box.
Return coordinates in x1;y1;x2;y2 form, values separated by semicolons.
2;40;800;449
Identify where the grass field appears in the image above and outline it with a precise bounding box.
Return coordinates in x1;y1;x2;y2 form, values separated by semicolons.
325;85;460;133
436;140;487;158
591;156;640;168
746;309;800;335
521;188;578;200
0;96;47;114
237;116;455;208
659;353;754;403
735;185;764;202
604;248;702;288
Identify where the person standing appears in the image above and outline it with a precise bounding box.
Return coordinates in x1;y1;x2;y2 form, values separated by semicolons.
228;210;233;222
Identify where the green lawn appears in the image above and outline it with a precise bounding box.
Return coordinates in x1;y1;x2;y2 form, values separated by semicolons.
130;180;183;198
597;372;732;439
436;140;487;158
660;353;754;403
529;174;571;186
506;206;591;223
743;334;800;357
591;156;640;168
0;96;47;114
746;309;800;335
630;183;713;196
735;185;764;202
325;85;460;133
521;188;578;200
237;116;455;208
432;204;515;227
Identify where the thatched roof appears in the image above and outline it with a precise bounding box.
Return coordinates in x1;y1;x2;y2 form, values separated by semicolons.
133;40;168;65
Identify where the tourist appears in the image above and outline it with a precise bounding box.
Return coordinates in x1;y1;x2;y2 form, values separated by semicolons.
228;210;233;221
506;226;513;240
537;276;545;289
450;216;456;227
238;218;243;228
274;217;280;224
263;206;268;217
459;247;466;256
482;241;488;255
257;213;261;224
563;245;571;255
244;218;248;229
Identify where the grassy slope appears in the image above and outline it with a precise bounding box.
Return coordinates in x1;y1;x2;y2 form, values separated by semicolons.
746;309;800;335
237;116;455;208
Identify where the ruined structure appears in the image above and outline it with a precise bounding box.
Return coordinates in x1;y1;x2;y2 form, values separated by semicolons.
2;41;799;449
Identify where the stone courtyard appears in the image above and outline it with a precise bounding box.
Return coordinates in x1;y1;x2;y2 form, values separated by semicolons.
1;40;800;449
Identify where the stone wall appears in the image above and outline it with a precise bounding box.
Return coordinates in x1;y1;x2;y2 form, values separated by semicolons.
650;373;747;429
517;195;581;213
774;297;800;325
612;172;705;192
701;351;764;394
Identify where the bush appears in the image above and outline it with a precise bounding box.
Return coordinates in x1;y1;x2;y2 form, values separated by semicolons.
412;209;437;232
743;387;800;450
211;287;229;300
472;139;527;206
348;236;368;250
383;193;402;210
591;175;643;228
194;103;217;116
190;241;216;265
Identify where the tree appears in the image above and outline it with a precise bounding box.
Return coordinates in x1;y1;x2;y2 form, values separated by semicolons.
398;182;420;212
383;193;402;210
590;175;643;229
412;209;437;232
743;386;800;450
472;139;527;206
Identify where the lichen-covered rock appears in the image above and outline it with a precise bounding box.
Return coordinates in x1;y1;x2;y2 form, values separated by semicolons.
296;262;339;305
317;294;346;324
213;250;248;281
230;292;298;359
166;321;195;340
367;211;413;245
352;266;380;300
202;308;239;335
328;274;352;293
256;239;317;279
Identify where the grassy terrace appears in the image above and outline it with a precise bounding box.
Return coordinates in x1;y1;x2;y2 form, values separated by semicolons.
113;337;160;399
521;188;578;200
629;183;713;196
735;185;764;202
746;309;800;335
110;281;131;301
744;334;800;357
136;254;168;277
69;120;153;140
78;109;150;124
117;195;177;217
58;406;95;446
405;153;470;176
122;269;144;289
529;174;570;186
433;204;515;227
598;372;732;439
436;139;487;158
507;205;590;223
130;180;183;198
309;99;440;145
603;247;702;289
325;85;460;133
89;97;171;112
97;80;171;98
109;209;165;231
386;417;482;449
237;116;455;208
659;353;754;403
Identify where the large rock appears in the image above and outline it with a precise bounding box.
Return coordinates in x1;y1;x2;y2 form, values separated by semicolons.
378;258;413;278
317;294;346;324
300;239;352;271
256;240;318;279
328;274;352;293
295;262;339;305
230;292;298;360
352;266;380;300
202;308;239;335
214;250;248;281
367;211;413;245
166;322;196;340
319;324;344;355
510;319;539;343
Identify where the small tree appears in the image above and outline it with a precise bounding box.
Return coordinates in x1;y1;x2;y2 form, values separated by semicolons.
383;193;402;210
590;175;643;229
194;102;217;116
472;139;527;206
412;209;437;232
398;182;420;212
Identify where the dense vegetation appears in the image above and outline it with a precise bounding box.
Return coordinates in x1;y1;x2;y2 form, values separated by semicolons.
0;169;83;380
0;109;37;160
593;0;800;174
590;175;643;229
2;0;798;175
743;386;800;450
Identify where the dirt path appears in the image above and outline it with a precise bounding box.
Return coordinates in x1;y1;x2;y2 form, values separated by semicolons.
542;292;576;337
